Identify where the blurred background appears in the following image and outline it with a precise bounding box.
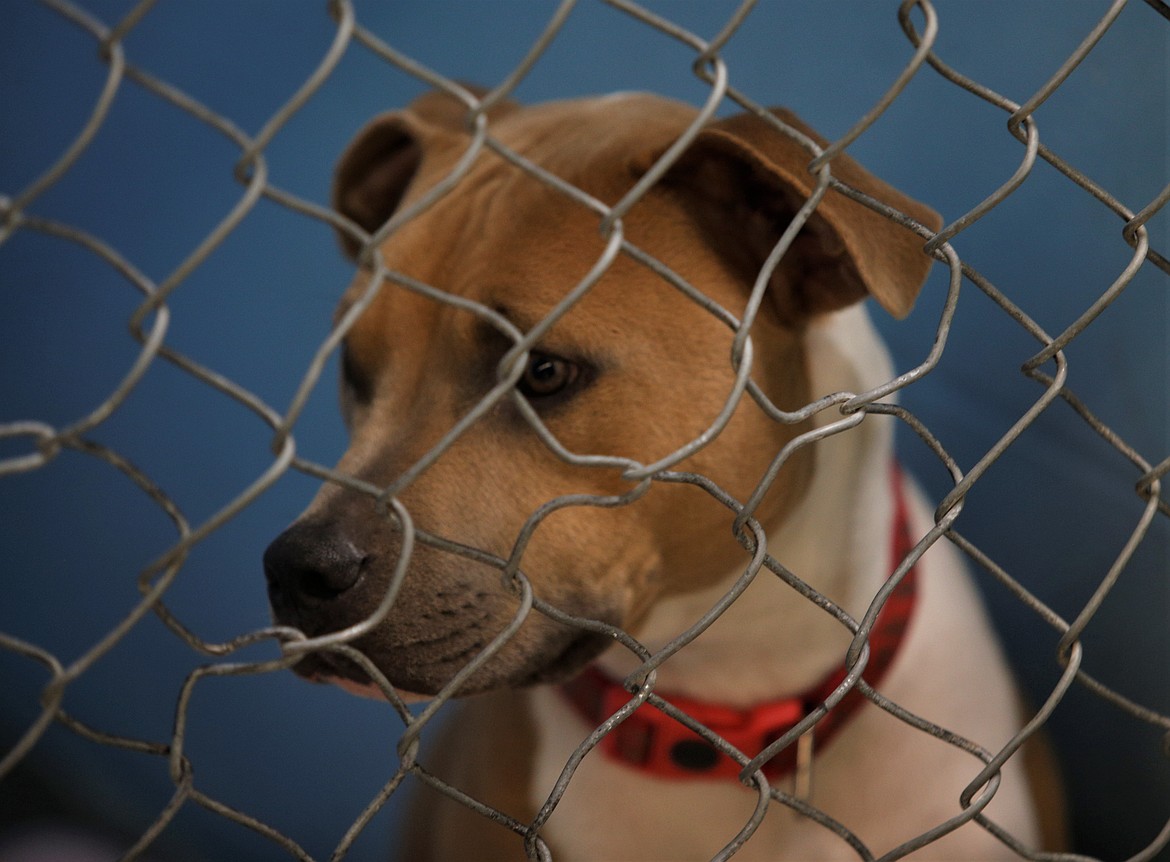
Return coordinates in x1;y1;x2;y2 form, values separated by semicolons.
1;1;1167;859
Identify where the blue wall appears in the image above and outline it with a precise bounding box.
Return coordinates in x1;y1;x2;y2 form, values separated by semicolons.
1;2;1166;859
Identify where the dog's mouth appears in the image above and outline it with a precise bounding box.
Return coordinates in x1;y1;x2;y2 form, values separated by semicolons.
265;520;623;698
518;629;615;686
284;626;612;700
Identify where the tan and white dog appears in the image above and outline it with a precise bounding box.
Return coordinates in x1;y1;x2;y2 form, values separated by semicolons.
264;90;1063;860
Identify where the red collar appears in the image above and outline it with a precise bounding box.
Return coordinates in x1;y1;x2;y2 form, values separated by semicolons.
559;467;918;783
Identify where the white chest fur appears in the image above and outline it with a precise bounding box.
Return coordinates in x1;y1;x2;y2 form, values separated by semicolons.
529;524;1040;858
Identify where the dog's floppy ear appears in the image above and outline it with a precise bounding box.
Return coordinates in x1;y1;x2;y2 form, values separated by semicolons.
660;108;941;322
333;113;423;260
332;87;519;260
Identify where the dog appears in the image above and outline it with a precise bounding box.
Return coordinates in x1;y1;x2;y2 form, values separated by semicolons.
264;89;1064;860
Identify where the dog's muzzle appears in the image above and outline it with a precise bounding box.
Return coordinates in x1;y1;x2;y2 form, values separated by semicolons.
263;520;369;627
262;517;619;696
262;518;397;689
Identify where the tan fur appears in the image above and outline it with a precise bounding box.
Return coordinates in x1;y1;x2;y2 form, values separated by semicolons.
263;90;1065;859
399;691;539;861
1021;707;1069;852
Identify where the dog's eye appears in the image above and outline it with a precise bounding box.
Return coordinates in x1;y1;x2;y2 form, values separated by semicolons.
517;352;578;400
341;344;374;405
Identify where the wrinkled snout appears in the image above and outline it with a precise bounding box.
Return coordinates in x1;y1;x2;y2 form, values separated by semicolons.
261;508;620;697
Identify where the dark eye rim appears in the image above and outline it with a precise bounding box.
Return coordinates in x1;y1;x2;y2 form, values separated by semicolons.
340;344;375;405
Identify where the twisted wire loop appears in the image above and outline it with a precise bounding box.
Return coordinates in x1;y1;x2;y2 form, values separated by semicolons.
1;0;1167;860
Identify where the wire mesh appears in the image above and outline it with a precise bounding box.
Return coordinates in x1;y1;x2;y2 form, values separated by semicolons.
1;1;1167;860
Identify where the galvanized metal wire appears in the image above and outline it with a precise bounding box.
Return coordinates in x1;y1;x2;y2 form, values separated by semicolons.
1;0;1167;860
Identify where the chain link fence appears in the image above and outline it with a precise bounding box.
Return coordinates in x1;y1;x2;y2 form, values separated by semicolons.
1;1;1168;860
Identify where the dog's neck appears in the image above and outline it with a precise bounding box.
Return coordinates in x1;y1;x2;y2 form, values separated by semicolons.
597;304;900;707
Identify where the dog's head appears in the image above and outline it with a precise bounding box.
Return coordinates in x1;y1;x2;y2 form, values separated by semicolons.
264;90;939;698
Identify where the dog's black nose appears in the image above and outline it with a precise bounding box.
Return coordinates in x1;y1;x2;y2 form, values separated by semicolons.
264;521;367;606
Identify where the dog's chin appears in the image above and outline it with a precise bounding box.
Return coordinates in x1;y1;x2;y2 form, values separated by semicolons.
326;675;431;704
286;655;429;703
517;629;614;687
291;629;611;700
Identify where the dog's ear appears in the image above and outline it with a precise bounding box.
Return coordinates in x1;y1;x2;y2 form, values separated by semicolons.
333;86;519;260
333;113;423;260
659;108;941;322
